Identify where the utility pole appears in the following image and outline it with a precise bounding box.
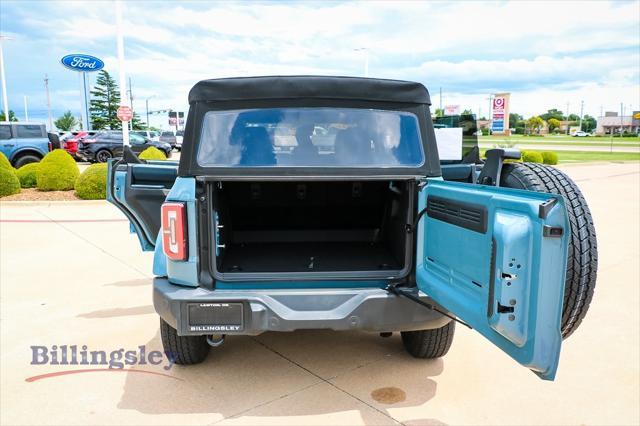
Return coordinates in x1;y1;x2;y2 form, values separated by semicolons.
439;87;443;111
620;102;624;136
23;95;28;122
44;74;53;130
0;35;11;123
566;101;570;135
115;0;130;146
579;100;584;132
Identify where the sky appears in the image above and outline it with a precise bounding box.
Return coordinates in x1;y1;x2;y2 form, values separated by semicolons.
0;0;639;128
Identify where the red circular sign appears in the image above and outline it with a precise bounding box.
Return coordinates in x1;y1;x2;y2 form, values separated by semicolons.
117;106;133;121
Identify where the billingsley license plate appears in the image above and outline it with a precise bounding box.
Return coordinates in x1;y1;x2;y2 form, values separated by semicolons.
188;302;243;332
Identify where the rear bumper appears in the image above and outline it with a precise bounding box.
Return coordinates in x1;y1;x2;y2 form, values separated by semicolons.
153;277;451;336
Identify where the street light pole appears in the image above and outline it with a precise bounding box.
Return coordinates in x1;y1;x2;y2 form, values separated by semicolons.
115;0;130;146
354;48;369;77
0;35;12;123
145;95;154;130
579;100;584;132
23;95;28;122
44;74;53;130
128;76;133;131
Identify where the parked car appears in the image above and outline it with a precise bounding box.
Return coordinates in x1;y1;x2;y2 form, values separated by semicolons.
107;76;597;381
0;123;52;167
77;131;172;163
175;130;184;151
132;130;160;142
572;131;590;137
159;131;177;150
61;131;97;159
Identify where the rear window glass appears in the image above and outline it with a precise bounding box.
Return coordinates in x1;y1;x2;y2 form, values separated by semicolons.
0;125;11;140
197;108;424;168
15;125;43;138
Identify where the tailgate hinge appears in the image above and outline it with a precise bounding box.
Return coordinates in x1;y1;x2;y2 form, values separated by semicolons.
385;283;472;329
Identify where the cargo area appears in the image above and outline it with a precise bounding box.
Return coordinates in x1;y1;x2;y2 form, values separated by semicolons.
211;180;414;275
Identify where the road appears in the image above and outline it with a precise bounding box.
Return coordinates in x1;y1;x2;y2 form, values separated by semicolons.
1;162;639;425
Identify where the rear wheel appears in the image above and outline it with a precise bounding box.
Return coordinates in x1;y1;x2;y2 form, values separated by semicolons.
13;154;40;168
95;149;113;163
160;318;210;365
500;162;597;339
401;321;455;358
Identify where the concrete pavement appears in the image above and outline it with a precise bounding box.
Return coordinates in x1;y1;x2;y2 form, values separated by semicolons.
1;162;639;425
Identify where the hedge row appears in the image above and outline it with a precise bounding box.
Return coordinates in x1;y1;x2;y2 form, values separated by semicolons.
0;152;20;197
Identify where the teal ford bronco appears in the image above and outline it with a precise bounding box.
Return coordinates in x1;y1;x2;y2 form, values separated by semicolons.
107;76;597;380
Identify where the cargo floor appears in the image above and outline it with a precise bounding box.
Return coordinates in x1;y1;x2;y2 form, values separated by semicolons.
219;242;402;273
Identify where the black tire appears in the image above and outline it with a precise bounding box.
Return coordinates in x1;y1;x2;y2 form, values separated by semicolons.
13;154;40;168
500;162;597;339
160;318;210;365
401;321;455;358
95;149;113;163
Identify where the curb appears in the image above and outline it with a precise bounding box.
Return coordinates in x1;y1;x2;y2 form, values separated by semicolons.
0;200;109;207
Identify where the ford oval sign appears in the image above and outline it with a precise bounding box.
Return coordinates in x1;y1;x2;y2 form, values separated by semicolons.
60;54;105;72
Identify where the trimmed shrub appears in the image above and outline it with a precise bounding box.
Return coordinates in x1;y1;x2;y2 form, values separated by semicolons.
0;167;20;197
75;163;108;200
0;152;14;172
521;151;543;163
16;163;39;188
138;146;167;160
36;149;80;191
541;151;559;165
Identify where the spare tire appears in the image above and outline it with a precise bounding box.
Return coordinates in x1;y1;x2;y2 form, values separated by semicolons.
500;162;597;339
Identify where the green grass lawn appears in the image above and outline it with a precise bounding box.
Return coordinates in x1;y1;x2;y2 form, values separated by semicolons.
554;151;640;163
480;149;640;163
479;135;640;146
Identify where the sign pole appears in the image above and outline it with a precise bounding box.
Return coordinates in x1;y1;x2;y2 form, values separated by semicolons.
78;72;86;130
115;0;130;146
83;72;92;130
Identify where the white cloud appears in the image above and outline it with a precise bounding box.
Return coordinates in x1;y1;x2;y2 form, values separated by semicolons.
2;0;638;126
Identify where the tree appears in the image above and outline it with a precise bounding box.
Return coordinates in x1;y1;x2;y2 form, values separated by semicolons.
526;116;545;134
581;115;597;132
509;113;523;125
0;110;18;122
131;111;147;130
461;109;474;116
434;108;444;118
90;70;121;130
567;113;580;122
540;109;564;121
548;118;562;133
54;111;78;131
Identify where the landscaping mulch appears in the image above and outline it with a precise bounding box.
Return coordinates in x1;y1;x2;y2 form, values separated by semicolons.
1;188;81;201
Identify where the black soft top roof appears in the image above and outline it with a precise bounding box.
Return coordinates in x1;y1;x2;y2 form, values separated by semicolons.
188;75;431;105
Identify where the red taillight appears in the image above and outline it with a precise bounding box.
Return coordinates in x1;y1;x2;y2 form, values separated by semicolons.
67;141;78;153
161;202;187;261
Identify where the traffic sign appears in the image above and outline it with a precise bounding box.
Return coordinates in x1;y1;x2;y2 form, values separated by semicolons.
117;106;133;122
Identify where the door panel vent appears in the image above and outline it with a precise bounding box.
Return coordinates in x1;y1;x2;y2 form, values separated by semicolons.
427;196;488;234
